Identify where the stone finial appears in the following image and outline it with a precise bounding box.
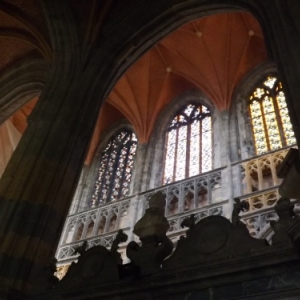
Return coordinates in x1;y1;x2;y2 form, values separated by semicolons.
133;191;170;238
181;214;195;237
231;198;249;226
111;230;128;253
111;230;128;264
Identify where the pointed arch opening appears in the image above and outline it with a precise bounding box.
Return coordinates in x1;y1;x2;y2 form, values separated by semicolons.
90;129;138;207
163;103;212;184
249;75;296;155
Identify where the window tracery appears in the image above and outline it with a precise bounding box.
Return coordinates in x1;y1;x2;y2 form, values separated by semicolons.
163;103;212;184
249;76;296;155
91;130;137;207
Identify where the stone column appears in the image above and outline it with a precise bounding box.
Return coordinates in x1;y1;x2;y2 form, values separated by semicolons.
131;143;148;194
0;2;108;296
258;0;300;196
260;0;300;142
0;68;104;295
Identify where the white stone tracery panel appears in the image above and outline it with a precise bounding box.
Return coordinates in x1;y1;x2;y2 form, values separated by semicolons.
240;148;289;194
60;198;131;245
56;229;130;261
143;169;223;217
167;203;225;233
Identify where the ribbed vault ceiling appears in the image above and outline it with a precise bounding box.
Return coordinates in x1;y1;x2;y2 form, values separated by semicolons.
0;5;268;165
86;11;267;162
0;0;50;146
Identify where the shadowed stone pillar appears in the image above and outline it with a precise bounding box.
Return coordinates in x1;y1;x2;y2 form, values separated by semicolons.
0;69;104;295
261;0;300;143
260;0;300;197
0;2;109;296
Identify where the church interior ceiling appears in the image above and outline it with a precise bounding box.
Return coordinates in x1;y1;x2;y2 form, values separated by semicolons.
0;3;267;165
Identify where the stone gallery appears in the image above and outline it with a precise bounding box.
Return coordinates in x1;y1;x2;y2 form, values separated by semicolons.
1;1;300;299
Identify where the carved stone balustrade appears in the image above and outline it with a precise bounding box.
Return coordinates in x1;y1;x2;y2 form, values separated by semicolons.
167;202;225;234
239;148;290;194
56;169;226;266
241;188;279;212
40;197;300;300
142;168;224;216
56;229;130;263
59;198;131;244
239;188;300;240
56;147;297;272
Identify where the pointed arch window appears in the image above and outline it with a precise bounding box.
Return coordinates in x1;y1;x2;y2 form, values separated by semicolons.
163;103;212;184
91;130;138;207
249;76;296;155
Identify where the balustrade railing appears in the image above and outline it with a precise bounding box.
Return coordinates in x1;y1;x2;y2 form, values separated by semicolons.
167;202;226;234
240;188;279;212
142;168;223;216
60;198;131;246
239;148;290;195
234;148;294;239
56;228;130;262
56;147;296;264
57;168;225;263
239;188;299;240
239;188;279;238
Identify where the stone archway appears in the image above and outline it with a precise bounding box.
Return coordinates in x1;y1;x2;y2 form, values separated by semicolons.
1;1;300;296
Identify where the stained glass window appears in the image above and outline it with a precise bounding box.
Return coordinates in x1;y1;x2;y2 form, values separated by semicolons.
163;103;212;184
249;76;296;155
90;130;137;207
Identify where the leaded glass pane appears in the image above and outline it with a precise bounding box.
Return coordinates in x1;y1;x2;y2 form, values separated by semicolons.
175;126;187;181
121;142;137;196
249;76;295;155
276;91;286;109
164;129;176;184
185;104;194;116
265;110;281;150
163;103;212;185
202;117;212;172
90;130;137;207
262;97;274;114
189;121;200;177
252;115;268;154
280;107;296;145
202;114;211;133
264;77;276;89
253;88;265;99
250;100;261;118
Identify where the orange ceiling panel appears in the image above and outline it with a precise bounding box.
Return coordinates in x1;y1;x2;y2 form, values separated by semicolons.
105;11;267;144
8;12;268;165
